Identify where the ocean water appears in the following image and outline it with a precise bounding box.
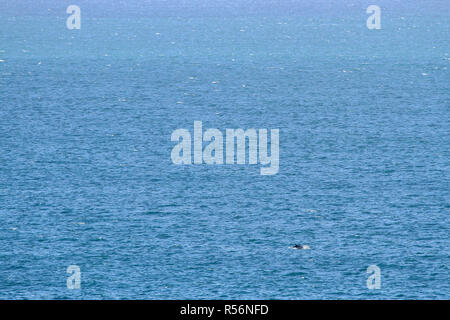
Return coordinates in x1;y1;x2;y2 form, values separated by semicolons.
0;1;449;299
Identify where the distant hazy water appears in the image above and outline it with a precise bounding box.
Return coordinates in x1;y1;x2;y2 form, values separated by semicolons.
0;9;449;299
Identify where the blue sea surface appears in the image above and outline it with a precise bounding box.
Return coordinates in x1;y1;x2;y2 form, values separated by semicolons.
0;1;449;299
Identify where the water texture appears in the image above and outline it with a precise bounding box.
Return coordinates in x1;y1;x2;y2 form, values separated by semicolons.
0;1;449;299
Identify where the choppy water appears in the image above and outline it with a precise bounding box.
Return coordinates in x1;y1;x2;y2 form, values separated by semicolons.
0;1;449;299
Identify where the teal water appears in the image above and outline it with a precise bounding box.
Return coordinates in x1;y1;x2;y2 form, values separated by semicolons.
0;2;449;299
